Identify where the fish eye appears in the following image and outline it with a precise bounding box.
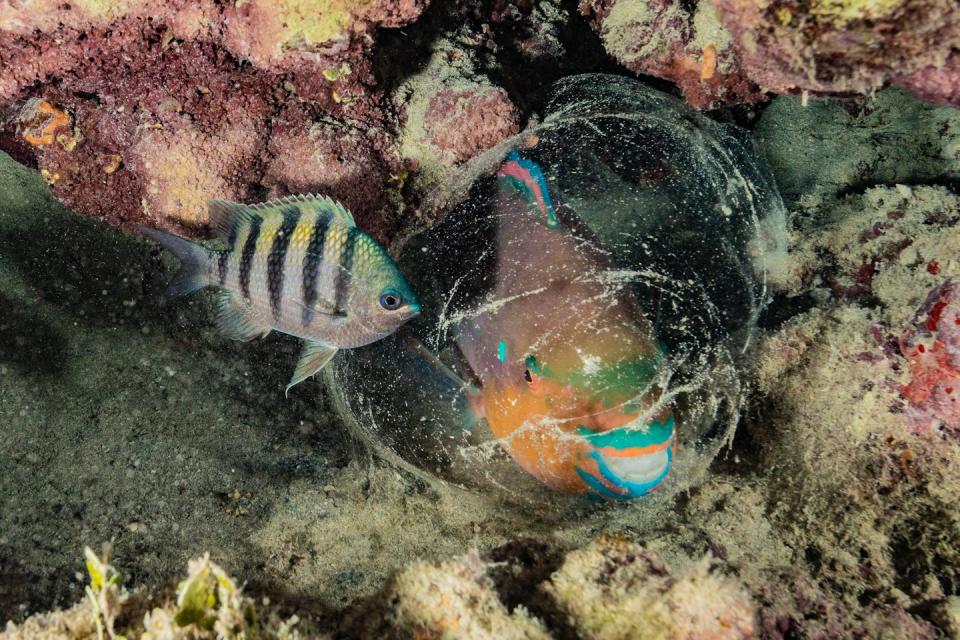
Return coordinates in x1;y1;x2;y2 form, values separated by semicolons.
523;355;541;385
379;291;403;310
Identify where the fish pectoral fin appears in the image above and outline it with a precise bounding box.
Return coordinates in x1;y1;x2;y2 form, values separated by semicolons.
216;292;272;341
292;298;346;322
286;341;338;396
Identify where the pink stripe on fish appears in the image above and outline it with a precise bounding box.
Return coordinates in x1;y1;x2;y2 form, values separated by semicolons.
496;150;560;228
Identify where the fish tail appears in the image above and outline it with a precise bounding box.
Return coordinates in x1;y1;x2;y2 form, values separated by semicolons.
137;225;214;297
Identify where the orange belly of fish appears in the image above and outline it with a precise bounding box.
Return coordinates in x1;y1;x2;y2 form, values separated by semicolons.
479;381;659;494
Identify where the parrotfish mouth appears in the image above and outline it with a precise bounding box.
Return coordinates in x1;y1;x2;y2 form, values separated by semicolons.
576;444;673;500
495;411;675;500
572;415;675;500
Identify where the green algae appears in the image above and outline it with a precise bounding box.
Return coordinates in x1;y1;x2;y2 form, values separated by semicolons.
755;87;960;211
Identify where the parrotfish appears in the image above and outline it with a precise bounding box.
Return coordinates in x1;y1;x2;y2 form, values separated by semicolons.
455;151;675;500
139;194;420;394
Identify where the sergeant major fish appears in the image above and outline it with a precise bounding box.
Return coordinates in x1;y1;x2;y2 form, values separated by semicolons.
138;194;420;394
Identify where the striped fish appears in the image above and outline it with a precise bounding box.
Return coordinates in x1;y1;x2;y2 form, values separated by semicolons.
138;194;420;394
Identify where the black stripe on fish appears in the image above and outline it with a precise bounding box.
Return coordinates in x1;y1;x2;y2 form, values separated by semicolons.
239;216;262;302
217;251;230;286
302;216;329;326
334;226;360;315
227;221;239;251
267;206;301;320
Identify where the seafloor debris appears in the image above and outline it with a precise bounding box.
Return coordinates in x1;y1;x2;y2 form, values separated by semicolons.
3;547;318;640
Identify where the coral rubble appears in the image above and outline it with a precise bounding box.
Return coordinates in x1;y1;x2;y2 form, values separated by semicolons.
3;547;323;640
5;539;759;640
545;535;756;639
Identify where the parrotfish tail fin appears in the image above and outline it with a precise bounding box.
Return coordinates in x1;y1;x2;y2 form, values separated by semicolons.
496;149;560;229
285;340;337;397
137;225;213;297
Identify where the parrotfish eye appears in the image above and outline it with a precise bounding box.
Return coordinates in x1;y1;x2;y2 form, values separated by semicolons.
523;354;541;385
379;291;403;311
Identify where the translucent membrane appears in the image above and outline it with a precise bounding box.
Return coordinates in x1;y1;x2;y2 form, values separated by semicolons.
328;74;787;510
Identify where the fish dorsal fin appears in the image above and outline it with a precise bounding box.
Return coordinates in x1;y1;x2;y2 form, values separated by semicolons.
208;200;258;240
216;292;272;341
248;193;355;226
208;194;355;240
286;340;338;396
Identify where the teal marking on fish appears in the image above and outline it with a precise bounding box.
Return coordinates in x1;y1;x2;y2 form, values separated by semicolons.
576;416;675;450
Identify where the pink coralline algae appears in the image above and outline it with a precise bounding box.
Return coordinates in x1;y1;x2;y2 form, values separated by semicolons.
581;0;960;109
900;280;960;434
896;52;960;109
262;106;403;241
709;0;960;105
423;87;520;164
0;1;431;238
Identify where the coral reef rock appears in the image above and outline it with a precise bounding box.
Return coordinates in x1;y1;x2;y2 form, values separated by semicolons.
0;0;433;239
756;88;960;209
584;0;960;108
709;0;960;105
393;35;521;218
545;535;757;639
357;549;551;639
748;184;960;637
581;0;763;109
5;538;759;640
897;51;960;108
